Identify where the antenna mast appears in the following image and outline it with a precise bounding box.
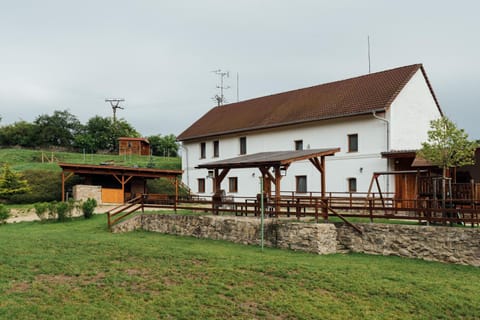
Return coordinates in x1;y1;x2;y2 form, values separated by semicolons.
105;98;125;122
367;35;371;74
212;69;230;106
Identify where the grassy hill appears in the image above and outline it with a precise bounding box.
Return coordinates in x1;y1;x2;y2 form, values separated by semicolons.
0;148;181;172
0;148;182;204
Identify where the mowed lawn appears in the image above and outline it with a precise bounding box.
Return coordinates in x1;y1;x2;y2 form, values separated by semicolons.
0;215;479;320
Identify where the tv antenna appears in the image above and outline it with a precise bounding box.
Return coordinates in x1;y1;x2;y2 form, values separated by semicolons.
367;35;371;74
105;98;125;122
212;69;229;106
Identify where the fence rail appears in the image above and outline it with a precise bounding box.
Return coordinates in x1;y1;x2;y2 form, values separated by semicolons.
107;193;480;229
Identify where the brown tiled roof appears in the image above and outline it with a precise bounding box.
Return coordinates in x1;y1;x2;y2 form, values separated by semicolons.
178;64;442;141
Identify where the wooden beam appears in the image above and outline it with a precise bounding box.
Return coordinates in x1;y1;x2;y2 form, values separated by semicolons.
213;168;230;192
61;172;74;202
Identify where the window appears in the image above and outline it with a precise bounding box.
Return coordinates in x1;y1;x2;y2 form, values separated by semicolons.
213;140;219;158
239;137;247;155
294;140;303;150
296;175;307;193
200;142;206;159
348;134;358;152
229;177;238;193
198;178;205;193
348;178;357;192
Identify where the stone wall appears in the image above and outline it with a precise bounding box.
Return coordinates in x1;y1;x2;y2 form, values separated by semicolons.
111;214;480;266
112;215;338;254
336;223;480;267
73;185;102;204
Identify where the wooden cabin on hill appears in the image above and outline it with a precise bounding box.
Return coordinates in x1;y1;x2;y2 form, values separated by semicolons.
118;137;150;156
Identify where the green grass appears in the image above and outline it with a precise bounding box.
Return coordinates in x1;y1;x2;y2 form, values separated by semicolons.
0;148;180;172
0;216;478;319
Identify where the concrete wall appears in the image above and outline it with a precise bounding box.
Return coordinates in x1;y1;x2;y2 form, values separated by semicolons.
112;215;479;267
73;185;102;204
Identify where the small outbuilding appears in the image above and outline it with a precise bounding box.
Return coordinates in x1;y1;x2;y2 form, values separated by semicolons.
118;137;150;156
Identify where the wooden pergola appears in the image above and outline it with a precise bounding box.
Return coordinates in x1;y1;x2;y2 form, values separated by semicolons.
58;163;183;203
196;148;340;217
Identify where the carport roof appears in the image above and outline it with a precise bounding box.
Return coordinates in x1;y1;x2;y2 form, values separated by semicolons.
196;148;340;169
58;163;182;179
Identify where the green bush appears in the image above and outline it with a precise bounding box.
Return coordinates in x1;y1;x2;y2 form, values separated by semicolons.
9;170;83;204
33;202;49;222
56;200;75;222
0;204;10;223
82;198;97;219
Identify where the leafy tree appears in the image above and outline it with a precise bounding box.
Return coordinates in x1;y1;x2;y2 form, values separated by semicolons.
419;117;477;177
0;163;30;200
148;134;179;157
76;116;140;152
34;110;82;147
419;117;478;208
0;121;38;147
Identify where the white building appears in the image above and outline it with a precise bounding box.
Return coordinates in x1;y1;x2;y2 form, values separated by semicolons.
177;64;443;199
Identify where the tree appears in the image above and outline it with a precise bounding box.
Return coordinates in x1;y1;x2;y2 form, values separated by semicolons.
0;163;30;200
418;117;478;208
148;134;179;157
34;110;82;148
76;116;140;152
0;121;38;147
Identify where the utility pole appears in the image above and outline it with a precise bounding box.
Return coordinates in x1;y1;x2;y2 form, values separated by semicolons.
212;69;229;106
105;98;125;122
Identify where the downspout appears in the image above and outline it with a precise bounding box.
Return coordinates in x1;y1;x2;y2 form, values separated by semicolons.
372;111;390;193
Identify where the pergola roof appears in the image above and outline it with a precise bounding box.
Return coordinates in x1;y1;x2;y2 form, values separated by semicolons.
196;148;340;169
58;163;182;179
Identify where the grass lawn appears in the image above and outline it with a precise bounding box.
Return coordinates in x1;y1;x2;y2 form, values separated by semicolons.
0;215;479;319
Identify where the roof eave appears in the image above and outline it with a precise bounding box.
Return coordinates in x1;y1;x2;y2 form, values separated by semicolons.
178;109;386;142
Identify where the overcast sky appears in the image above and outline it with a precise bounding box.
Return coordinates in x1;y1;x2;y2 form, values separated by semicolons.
1;0;479;139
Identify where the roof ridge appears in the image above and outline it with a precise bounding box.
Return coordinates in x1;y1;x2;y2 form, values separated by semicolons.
216;64;423;110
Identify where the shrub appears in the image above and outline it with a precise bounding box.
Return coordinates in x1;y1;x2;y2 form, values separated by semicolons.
56;200;75;222
47;201;57;220
82;198;97;219
33;202;49;222
0;204;10;224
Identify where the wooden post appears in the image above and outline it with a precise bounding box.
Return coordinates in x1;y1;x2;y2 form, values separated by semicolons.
61;171;65;202
320;156;328;221
174;177;178;212
274;166;282;217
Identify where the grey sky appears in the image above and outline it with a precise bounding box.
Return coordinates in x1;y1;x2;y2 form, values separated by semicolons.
1;0;479;138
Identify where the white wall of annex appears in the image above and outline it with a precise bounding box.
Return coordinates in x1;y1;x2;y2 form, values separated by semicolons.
181;115;390;197
389;69;442;150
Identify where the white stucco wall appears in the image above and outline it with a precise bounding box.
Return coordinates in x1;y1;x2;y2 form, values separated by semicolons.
389;69;442;150
182;116;391;198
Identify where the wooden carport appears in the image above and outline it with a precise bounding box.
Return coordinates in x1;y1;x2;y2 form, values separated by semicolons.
58;163;182;203
196;148;340;218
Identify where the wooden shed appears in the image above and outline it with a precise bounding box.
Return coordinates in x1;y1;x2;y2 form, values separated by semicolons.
118;137;150;156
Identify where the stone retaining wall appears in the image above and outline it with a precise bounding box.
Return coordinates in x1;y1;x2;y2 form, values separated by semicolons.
336;223;480;267
112;215;337;254
111;214;480;266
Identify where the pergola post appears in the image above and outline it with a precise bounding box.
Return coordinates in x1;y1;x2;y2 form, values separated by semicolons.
274;166;282;216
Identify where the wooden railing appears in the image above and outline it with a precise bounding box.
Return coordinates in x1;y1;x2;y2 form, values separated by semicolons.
107;193;480;229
